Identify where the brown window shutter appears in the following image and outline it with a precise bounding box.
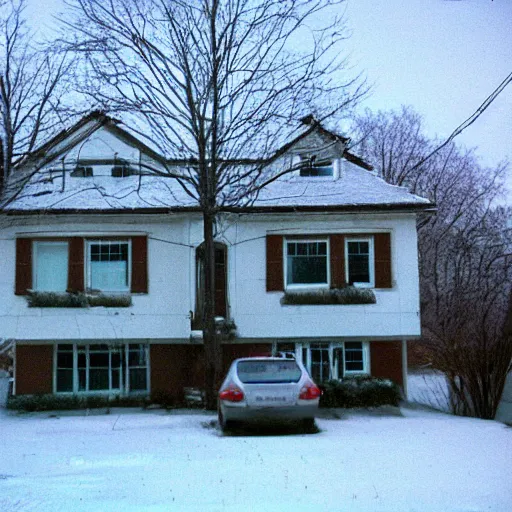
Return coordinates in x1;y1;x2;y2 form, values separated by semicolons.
15;238;32;295
374;233;392;288
131;236;148;293
330;234;346;288
266;235;283;292
68;237;84;292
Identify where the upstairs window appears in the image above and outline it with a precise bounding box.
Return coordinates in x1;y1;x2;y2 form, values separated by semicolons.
346;238;374;288
70;166;93;178
299;156;334;177
87;240;131;292
285;240;328;288
33;241;69;292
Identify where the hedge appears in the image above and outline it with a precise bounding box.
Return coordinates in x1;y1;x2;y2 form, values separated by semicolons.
7;394;149;412
281;287;376;306
319;376;401;408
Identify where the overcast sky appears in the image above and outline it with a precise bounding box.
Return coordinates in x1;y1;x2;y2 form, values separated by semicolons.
26;0;512;195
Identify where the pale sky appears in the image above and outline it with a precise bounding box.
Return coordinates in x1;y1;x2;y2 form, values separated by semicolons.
25;0;512;196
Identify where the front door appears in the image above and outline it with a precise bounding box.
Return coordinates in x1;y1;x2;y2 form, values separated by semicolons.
194;243;228;329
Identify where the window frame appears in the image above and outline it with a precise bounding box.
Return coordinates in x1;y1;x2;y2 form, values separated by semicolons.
298;156;335;178
300;341;370;381
53;343;150;395
283;238;330;290
345;236;375;288
85;239;132;293
32;240;69;292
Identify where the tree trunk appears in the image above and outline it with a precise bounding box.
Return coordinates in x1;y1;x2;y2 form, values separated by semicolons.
203;211;221;410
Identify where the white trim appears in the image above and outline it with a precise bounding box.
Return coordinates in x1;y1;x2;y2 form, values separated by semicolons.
345;236;375;288
53;342;149;395
12;342;16;396
299;341;370;380
85;239;132;292
402;339;408;399
283;238;330;289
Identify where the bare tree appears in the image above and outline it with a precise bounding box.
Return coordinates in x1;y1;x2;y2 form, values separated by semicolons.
353;107;512;419
0;0;74;199
63;0;367;408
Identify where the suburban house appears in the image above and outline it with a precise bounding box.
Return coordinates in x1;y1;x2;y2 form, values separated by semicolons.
0;112;432;402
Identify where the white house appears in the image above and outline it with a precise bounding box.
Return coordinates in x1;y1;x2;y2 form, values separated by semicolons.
0;112;432;402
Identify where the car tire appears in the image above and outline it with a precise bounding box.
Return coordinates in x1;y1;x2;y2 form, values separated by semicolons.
218;409;233;433
302;418;316;432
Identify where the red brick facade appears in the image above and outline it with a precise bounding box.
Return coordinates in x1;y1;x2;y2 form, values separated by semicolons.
16;344;53;395
370;341;403;386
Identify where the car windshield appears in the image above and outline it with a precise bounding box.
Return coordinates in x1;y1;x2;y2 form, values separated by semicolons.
237;360;302;384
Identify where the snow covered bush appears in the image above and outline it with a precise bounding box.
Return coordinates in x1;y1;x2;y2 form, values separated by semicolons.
7;394;149;411
27;291;132;308
319;376;401;408
281;287;376;306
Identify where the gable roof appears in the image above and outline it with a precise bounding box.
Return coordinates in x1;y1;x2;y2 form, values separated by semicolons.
2;111;431;215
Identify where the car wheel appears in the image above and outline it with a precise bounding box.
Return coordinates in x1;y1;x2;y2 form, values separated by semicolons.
302;418;316;432
218;409;233;433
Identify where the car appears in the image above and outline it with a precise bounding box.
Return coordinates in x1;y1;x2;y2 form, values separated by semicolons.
217;354;321;432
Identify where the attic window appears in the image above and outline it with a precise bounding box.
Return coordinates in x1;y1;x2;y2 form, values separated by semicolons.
299;156;333;177
111;164;133;178
71;166;93;178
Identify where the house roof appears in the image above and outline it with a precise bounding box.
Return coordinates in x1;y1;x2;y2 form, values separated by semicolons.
2;111;431;215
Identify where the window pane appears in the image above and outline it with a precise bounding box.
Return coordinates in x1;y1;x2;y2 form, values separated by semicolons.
112;369;120;389
310;343;330;382
89;242;129;291
347;242;370;284
287;242;328;286
300;161;333;177
237;360;301;384
34;242;69;292
78;369;87;391
56;369;73;392
345;342;364;373
128;345;147;366
90;352;109;367
57;351;73;369
89;369;109;390
129;368;147;391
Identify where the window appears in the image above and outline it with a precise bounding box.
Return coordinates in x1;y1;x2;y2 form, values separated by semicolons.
301;341;369;382
87;240;131;292
346;237;374;287
299;157;334;177
285;240;328;288
33;241;69;292
55;343;149;394
310;343;331;383
344;342;365;373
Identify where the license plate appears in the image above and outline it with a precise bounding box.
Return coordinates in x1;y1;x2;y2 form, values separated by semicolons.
255;395;288;403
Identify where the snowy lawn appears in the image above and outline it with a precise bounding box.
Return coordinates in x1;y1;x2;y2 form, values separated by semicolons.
1;407;511;512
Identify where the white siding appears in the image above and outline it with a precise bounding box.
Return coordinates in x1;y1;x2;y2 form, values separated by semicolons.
0;211;421;342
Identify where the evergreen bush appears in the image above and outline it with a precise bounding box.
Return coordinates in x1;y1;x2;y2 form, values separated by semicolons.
319;376;401;408
281;287;376;306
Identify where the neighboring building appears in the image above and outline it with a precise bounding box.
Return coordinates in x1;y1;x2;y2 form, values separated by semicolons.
0;112;432;402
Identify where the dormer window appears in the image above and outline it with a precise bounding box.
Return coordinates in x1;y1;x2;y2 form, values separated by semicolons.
299;156;334;177
71;166;93;178
111;164;132;178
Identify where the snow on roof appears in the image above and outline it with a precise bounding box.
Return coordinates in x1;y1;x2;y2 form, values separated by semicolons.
3;159;430;213
1;111;430;213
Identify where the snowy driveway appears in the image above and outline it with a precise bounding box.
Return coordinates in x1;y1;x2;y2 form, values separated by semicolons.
0;407;511;512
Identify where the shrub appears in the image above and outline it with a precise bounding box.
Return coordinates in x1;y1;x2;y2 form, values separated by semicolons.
27;291;132;308
87;294;132;307
281;287;376;306
319;376;401;408
27;291;88;308
7;394;149;412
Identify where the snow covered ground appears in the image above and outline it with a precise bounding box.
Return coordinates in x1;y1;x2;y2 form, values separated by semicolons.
407;370;451;413
1;407;511;512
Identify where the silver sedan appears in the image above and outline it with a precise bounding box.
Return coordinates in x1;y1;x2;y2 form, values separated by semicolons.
217;356;321;431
